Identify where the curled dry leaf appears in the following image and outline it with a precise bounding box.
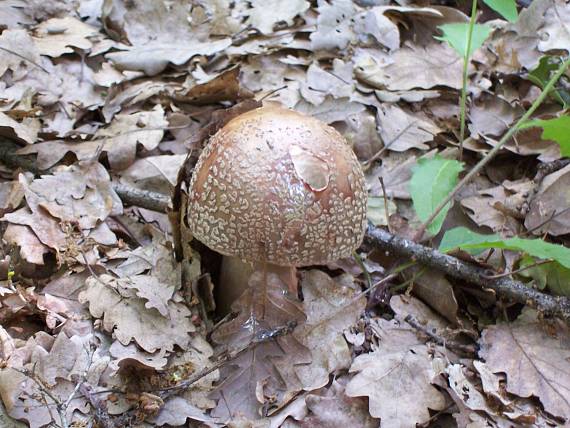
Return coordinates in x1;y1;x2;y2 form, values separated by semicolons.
310;0;356;51
32;16;98;57
479;308;570;421
293;270;366;390
355;42;464;91
79;274;195;353
345;318;446;427
525;163;570;236
18;105;168;170
210;271;310;421
245;0;310;35
0;333;103;428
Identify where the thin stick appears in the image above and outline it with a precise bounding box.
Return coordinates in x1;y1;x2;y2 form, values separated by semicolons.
404;314;477;356
366;225;570;321
482;258;553;279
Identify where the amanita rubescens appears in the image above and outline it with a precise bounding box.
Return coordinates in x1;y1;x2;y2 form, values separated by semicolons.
188;105;367;318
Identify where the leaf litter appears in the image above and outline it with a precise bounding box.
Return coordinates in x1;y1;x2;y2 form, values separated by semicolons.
0;0;569;427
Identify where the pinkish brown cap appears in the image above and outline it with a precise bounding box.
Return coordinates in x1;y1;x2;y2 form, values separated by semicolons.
187;105;367;266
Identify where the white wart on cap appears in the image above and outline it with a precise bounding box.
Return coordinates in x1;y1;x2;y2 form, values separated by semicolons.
187;105;367;266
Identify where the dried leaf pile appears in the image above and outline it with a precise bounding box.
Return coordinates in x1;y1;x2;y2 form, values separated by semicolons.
0;0;569;427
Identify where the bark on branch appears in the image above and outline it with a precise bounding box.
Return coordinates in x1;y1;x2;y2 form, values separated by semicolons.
2;139;570;321
365;225;570;321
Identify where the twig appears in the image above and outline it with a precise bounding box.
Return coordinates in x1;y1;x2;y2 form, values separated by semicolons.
404;314;477;356
379;176;392;233
361;121;416;171
112;183;171;213
482;258;553;279
14;367;68;428
414;57;570;241
365;225;570;321
79;383;117;428
162;322;296;399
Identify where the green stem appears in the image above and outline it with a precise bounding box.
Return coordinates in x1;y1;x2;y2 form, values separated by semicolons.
415;56;570;241
458;0;479;162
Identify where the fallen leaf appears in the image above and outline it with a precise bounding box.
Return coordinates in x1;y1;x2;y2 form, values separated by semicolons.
245;0;310;35
32;16;98;57
355;41;464;91
376;104;442;151
79;274;195;353
310;0;355;51
346;318;446;427
300;378;378;427
479;308;570;421
293;270;366;390
525;163;570;236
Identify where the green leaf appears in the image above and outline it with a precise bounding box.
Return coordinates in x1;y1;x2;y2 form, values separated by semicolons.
440;227;570;269
482;0;518;22
518;255;570;296
520;116;570;157
528;56;569;107
410;156;463;236
435;23;492;58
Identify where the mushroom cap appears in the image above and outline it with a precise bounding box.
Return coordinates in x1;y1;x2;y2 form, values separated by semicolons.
187;105;367;266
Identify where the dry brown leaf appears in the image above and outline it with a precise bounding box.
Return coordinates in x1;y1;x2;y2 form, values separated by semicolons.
0;29;42;78
479;309;570;421
3;223;49;265
0;332;103;428
0;180;24;217
245;0;310;35
101;80;173;122
346;318;446;427
525;163;570;236
390;294;450;331
310;0;356;51
240;54;304;108
365;151;418;199
24;162;122;230
300;59;354;105
355;41;464;90
109;341;169;371
103;0;231;76
295;97;365;124
2;207;67;252
32;16;98;57
0;0;33;29
405;268;460;325
293;270;366;390
0;112;37;144
210;271;309;421
335;109;383;161
461;179;533;235
473;360;511;407
468;95;524;139
79;274;195;353
150;396;218;427
300;379;378;428
19;105;168;170
446;364;495;414
376;103;442;151
536;0;570;54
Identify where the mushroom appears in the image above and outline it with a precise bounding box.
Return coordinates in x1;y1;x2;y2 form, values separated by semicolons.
187;105;367;319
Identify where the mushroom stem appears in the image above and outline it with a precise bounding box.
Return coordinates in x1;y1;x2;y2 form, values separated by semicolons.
218;256;254;316
217;258;299;318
